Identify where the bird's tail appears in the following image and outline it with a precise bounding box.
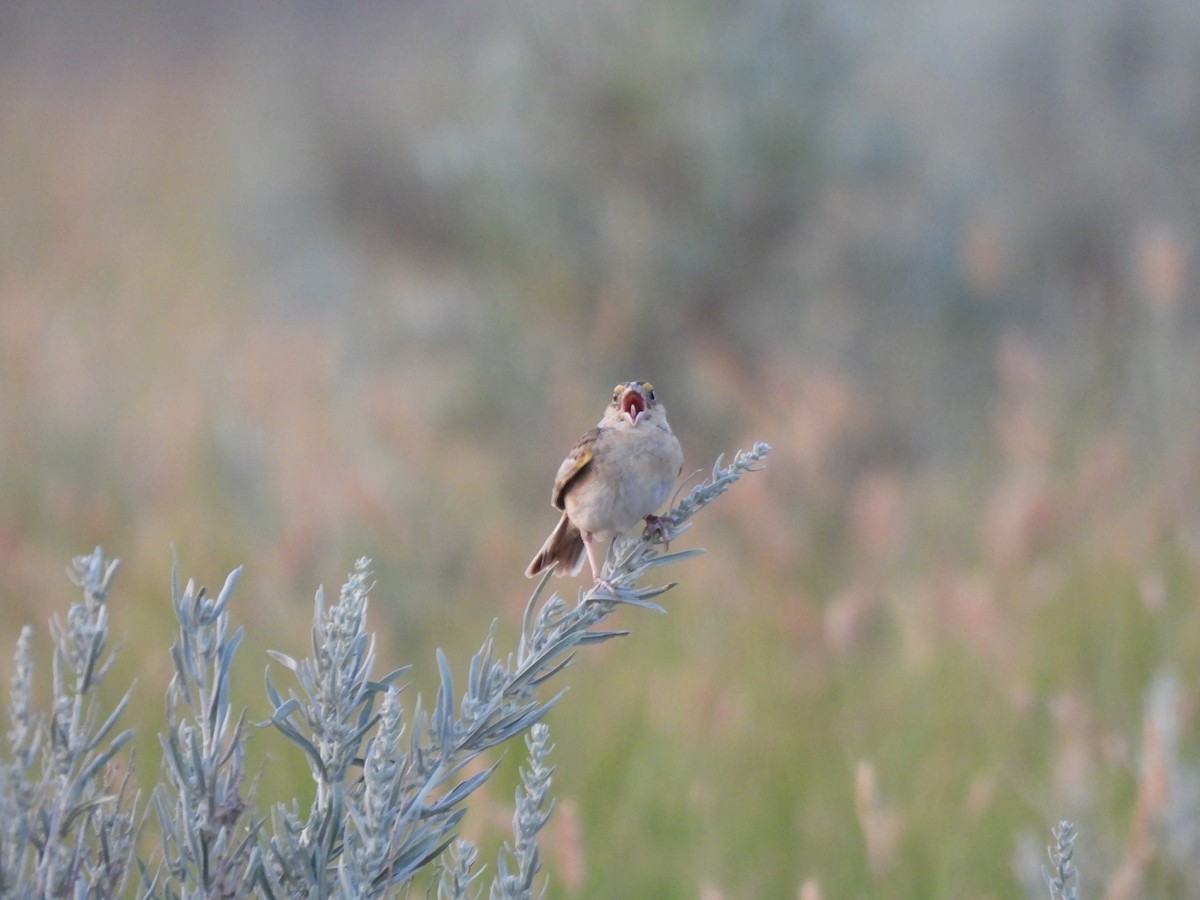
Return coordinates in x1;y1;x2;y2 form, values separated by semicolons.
525;514;586;578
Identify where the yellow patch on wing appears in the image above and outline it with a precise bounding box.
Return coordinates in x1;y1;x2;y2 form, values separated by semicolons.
552;429;599;510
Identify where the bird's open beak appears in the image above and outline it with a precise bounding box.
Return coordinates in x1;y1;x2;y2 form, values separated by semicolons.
621;388;646;424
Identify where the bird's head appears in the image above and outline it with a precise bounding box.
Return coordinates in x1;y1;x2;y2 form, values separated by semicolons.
607;381;663;427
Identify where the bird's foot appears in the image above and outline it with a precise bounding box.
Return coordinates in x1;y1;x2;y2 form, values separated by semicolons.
589;576;618;598
642;514;677;550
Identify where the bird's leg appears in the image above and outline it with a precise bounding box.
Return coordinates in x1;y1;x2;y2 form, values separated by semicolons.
583;532;616;594
642;513;677;551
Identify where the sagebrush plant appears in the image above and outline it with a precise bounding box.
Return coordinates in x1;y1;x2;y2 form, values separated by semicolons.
0;444;769;897
0;551;137;897
146;564;262;896
1043;820;1079;900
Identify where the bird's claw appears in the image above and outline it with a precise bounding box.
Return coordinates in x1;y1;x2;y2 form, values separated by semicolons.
642;514;677;550
590;577;618;598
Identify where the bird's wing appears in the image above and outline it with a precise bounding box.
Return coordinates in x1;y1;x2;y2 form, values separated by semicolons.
551;427;601;510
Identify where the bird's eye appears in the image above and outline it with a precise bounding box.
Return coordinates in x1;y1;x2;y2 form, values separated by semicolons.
612;389;620;403
648;388;656;402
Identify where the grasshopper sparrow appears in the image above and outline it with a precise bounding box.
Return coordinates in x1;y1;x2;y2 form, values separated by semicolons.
526;381;684;582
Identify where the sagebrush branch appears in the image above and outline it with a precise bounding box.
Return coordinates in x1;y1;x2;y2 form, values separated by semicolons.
0;443;771;898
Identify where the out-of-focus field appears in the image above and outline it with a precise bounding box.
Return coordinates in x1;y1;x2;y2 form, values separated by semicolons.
4;3;1200;896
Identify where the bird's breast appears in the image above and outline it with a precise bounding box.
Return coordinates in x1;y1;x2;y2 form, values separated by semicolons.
564;424;682;537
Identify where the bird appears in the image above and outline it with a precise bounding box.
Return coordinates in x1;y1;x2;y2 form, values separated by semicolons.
526;380;684;582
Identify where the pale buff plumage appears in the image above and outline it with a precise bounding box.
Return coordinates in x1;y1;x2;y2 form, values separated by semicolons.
526;381;684;582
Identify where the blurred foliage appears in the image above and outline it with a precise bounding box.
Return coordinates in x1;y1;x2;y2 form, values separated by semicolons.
4;0;1200;896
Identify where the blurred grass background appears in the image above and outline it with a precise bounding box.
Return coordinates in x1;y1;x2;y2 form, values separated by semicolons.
4;1;1200;896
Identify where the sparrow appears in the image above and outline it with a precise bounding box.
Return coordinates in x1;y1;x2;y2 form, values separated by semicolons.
526;381;684;582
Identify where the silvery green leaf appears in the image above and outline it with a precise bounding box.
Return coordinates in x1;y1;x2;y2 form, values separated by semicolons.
266;650;299;672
